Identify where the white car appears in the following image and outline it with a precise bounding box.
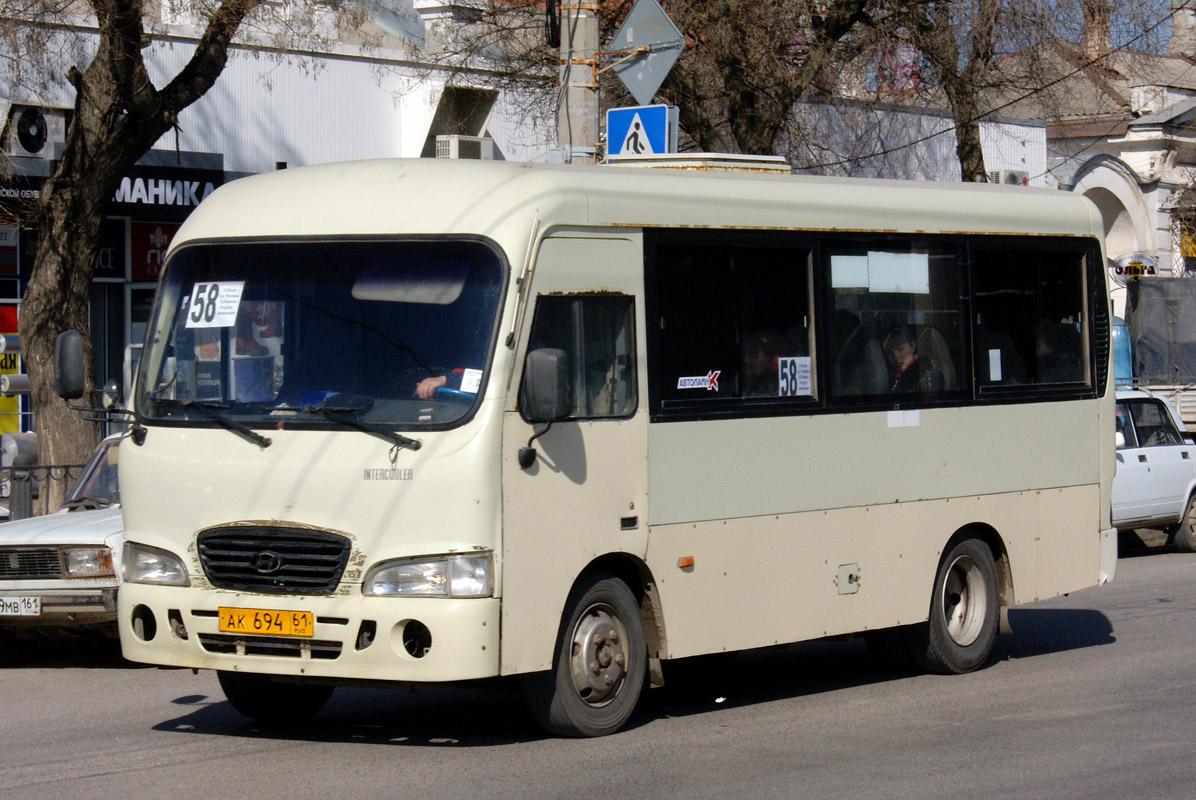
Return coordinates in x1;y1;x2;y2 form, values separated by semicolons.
1113;389;1196;551
0;435;123;637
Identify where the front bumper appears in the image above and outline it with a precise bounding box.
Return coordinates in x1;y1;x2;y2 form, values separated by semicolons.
0;587;118;629
117;582;501;683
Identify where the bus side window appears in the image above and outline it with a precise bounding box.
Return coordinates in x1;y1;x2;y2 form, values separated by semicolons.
520;295;637;420
972;249;1088;388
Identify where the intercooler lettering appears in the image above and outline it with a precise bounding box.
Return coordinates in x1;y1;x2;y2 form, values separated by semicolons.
363;468;414;481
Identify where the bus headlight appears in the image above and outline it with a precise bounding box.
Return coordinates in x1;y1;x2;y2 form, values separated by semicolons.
122;542;190;586
364;553;493;598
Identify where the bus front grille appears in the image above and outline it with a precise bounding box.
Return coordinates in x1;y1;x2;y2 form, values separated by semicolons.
198;632;342;660
197;526;351;595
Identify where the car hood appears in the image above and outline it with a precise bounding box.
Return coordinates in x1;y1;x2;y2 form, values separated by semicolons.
0;506;124;547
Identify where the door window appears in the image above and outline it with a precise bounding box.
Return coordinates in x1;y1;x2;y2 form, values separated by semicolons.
521;295;636;420
1127;400;1183;448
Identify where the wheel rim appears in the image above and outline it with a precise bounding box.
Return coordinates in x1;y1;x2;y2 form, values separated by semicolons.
568;602;629;707
940;554;987;647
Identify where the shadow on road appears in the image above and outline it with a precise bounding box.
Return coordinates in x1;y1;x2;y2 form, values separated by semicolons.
0;633;140;669
153;682;544;747
1117;528;1181;559
148;603;1114;745
994;607;1115;660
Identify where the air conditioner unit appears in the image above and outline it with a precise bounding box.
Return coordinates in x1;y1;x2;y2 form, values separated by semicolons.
435;135;495;160
989;169;1029;186
4;105;68;158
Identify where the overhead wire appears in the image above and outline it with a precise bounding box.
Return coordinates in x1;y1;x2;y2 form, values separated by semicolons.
791;0;1195;175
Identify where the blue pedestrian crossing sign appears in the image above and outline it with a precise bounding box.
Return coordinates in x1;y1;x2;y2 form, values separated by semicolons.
606;105;676;158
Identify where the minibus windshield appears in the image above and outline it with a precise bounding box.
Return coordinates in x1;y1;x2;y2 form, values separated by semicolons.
136;238;505;430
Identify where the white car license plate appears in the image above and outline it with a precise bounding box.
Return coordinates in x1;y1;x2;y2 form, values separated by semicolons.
0;596;41;616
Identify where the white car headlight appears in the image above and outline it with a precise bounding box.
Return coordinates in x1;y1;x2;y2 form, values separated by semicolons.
364;553;492;598
61;546;115;579
122;541;190;586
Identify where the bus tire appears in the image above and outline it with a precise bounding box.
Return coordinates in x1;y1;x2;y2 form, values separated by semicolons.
524;572;646;737
907;538;999;675
1167;496;1196;553
217;671;334;723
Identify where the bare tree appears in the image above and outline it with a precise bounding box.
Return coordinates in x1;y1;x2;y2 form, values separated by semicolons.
898;0;1002;182
1;0;345;510
410;1;900;157
654;1;885;155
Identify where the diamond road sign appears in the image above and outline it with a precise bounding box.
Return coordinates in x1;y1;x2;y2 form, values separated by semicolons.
608;0;685;106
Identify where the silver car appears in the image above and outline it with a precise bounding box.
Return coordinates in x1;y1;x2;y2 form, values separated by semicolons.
1113;389;1196;551
0;436;123;639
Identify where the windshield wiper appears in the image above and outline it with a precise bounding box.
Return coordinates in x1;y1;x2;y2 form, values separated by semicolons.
301;405;422;452
178;401;272;449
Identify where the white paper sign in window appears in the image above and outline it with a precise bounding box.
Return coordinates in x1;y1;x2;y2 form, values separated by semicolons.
185;281;246;328
867;251;930;294
831;255;870;289
460;368;483;394
777;356;812;396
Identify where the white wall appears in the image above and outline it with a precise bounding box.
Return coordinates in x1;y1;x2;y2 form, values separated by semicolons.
789;101;1048;185
143;38;554;173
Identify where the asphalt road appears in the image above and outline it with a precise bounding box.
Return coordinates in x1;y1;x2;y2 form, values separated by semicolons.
1;532;1191;800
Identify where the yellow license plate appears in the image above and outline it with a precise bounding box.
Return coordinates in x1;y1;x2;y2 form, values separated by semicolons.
218;606;314;637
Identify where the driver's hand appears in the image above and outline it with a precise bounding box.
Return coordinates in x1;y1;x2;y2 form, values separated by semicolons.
416;375;447;399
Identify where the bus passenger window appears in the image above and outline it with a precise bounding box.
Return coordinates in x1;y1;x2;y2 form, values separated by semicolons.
828;242;965;402
972;249;1088;388
521;295;636;420
655;241;812;404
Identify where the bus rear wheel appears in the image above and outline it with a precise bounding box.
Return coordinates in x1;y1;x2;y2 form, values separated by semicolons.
217;671;334;723
524;572;646;737
907;538;999;674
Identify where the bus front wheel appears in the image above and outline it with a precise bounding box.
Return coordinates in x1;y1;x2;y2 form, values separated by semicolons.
524;572;646;737
908;538;999;674
217;670;334;723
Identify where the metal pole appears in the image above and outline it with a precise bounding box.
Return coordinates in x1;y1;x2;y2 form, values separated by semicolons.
10;454;32;521
558;1;599;164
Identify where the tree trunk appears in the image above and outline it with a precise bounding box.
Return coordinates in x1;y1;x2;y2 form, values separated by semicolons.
943;83;989;183
17;183;109;512
14;0;263;512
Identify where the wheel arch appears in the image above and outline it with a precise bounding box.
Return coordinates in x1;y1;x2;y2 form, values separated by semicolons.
946;523;1014;629
575;553;667;668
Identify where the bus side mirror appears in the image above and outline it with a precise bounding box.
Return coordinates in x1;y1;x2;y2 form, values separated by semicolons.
522;348;573;423
54;330;86;400
518;348;574;470
1115;430;1126;449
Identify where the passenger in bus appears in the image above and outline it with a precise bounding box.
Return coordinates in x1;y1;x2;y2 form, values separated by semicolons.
1035;320;1081;383
741;330;782;396
883;324;945;394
